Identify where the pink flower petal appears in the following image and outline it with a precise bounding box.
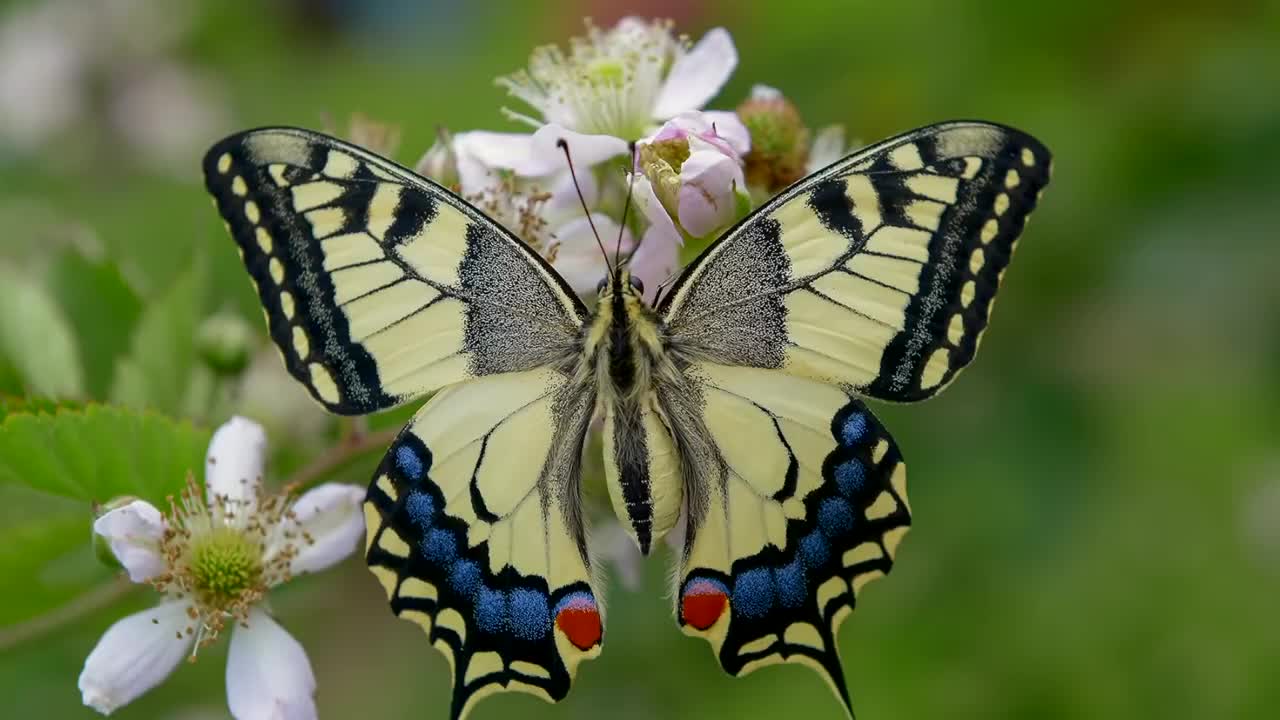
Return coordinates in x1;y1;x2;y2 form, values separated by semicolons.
629;224;680;304
677;150;745;238
652;28;738;119
632;174;682;247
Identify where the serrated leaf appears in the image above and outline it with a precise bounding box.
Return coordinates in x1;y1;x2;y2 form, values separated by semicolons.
0;405;210;506
110;270;202;414
0;496;114;627
46;251;143;399
0;395;84;421
0;264;84;399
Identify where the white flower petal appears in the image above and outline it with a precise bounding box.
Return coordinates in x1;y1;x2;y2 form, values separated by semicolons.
453;130;535;191
79;601;195;715
629;224;680;304
652;27;738;119
807;124;847;173
205;415;268;521
550;214;630;296
749;84;783;101
525;124;628;177
543;168;598;223
93;500;167;583
227;609;317;720
678;150;744;237
632;174;682;247
281;483;366;576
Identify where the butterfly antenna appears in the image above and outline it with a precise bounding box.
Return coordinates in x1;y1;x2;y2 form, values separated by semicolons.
615;141;638;265
557;138;612;273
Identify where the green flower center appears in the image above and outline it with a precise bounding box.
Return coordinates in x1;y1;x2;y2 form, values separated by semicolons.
587;58;625;86
185;526;263;609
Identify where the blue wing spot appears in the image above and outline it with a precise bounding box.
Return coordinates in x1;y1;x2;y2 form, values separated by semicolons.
421;528;457;565
840;412;868;446
774;560;807;609
818;497;855;538
733;568;775;619
799;531;830;568
448;558;481;597
509;588;551;641
395;443;426;482
834;459;866;497
404;491;433;530
474;587;508;635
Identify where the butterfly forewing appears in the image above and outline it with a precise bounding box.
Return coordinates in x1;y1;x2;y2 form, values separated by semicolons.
203;127;588;414
659;121;1051;401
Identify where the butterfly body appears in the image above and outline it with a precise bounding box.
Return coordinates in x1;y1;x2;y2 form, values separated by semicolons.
204;121;1050;719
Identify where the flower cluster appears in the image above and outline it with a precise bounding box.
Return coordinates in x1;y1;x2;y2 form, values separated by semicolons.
413;18;850;302
79;417;365;718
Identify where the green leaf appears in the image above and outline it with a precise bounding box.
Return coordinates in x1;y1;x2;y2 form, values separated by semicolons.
0;492;115;627
0;265;84;399
0;404;210;506
110;270;203;414
0;395;84;421
46;251;143;399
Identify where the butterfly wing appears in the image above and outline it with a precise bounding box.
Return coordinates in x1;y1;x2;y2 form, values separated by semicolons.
669;364;909;716
363;368;603;720
203;127;588;413
658;121;1050;402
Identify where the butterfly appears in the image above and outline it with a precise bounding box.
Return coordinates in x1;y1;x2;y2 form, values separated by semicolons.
204;120;1050;719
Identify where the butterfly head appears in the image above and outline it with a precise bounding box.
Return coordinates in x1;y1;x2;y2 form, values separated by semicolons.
595;268;645;303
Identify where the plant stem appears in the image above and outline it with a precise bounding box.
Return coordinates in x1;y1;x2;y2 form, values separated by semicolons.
285;427;398;490
0;577;136;652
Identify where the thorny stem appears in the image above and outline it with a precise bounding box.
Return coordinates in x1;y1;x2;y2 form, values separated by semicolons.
0;426;398;650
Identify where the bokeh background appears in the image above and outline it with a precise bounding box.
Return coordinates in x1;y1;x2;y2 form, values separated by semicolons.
2;0;1278;718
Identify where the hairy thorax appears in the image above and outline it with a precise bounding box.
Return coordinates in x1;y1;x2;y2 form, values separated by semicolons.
582;272;686;554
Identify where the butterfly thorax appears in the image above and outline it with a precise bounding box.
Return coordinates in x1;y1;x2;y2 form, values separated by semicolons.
585;269;684;554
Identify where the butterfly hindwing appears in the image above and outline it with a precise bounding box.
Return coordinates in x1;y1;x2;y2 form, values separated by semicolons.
363;368;602;720
203;127;588;414
672;364;909;715
659;121;1051;402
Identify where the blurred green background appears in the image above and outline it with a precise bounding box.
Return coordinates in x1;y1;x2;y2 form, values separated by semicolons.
2;0;1278;718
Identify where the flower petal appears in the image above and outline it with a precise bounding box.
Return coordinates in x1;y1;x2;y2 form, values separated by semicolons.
543;168;598;224
525;124;629;176
280;483;366;576
629;224;680;305
700;111;751;157
550;213;630;296
227;609;317;720
652;27;738;119
632;174;682;247
453;130;535;193
79;601;195;715
93;500;167;583
205;415;268;522
677;150;745;238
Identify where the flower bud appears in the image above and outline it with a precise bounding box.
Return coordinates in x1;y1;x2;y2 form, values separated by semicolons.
635;111;751;240
738;84;811;193
196;312;252;376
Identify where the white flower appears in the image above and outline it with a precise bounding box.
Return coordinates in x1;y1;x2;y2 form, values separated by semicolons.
635;110;752;240
496;18;738;141
78;416;365;719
